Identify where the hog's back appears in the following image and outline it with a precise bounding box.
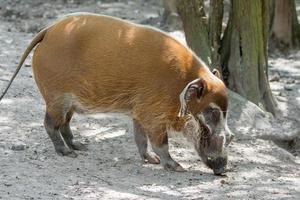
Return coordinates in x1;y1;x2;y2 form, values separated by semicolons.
32;14;195;116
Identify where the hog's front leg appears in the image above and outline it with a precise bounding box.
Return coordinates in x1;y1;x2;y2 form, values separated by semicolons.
224;123;235;146
148;132;186;172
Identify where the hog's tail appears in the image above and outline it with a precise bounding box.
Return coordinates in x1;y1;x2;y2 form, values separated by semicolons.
0;28;47;101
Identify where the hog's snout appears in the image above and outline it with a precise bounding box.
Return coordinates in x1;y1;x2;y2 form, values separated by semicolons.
212;166;225;175
207;156;227;175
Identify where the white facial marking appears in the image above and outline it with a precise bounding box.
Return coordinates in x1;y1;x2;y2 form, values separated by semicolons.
209;103;233;146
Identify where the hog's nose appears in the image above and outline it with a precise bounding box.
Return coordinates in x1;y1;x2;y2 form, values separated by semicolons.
213;167;225;176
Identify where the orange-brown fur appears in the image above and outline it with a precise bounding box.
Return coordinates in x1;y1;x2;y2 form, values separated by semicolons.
4;14;228;147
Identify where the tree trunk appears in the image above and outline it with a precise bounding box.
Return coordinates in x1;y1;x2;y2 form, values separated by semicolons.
270;0;300;52
177;0;223;70
208;0;223;73
221;0;278;116
162;0;180;28
177;0;211;67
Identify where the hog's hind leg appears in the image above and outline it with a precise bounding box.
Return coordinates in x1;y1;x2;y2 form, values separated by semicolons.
60;111;88;151
44;111;78;158
133;119;160;164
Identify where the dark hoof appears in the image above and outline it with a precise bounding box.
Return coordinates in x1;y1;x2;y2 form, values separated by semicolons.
213;168;226;176
143;153;160;164
56;148;78;158
164;162;186;172
225;134;234;146
70;141;88;151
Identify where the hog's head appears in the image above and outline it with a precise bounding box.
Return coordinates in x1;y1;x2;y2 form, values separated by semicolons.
178;69;234;175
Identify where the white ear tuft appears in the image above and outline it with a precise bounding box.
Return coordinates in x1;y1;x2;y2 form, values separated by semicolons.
178;78;204;118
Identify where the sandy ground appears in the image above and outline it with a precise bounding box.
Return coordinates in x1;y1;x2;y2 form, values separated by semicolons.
0;0;299;199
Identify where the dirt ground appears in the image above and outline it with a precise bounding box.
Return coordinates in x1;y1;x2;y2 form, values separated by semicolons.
0;0;299;199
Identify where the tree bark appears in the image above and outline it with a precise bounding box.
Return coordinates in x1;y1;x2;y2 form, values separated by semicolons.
177;0;211;67
177;0;223;70
221;0;278;115
270;0;300;52
208;0;223;72
162;0;179;28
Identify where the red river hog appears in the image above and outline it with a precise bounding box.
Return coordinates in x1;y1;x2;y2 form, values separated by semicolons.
0;13;234;175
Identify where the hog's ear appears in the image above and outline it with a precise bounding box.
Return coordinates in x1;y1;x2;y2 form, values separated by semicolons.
178;78;205;118
212;68;221;79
